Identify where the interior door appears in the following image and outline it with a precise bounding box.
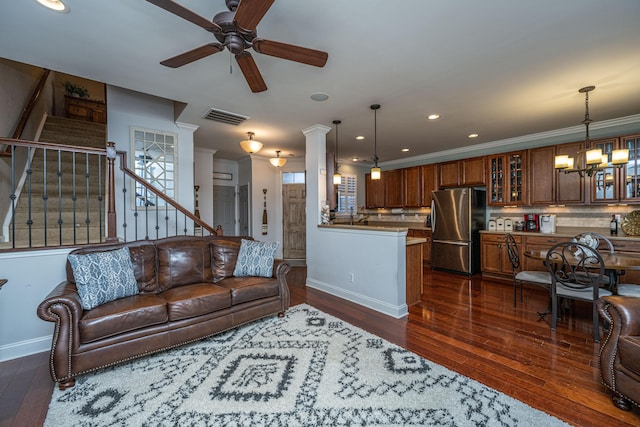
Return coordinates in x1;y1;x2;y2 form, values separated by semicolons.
212;185;236;236
283;184;306;259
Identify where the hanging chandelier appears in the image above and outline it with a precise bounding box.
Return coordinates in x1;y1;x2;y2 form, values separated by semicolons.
239;132;263;154
370;104;381;180
333;120;342;185
269;150;287;167
554;86;628;177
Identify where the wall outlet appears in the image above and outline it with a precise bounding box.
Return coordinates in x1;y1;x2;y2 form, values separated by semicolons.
348;273;354;283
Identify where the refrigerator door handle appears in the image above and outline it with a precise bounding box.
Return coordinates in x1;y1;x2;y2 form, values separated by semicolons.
433;239;469;246
431;200;436;231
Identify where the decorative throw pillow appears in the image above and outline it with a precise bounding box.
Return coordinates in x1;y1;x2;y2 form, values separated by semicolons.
68;247;139;310
233;239;279;278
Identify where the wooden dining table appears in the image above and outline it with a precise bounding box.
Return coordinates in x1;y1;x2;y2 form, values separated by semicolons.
524;249;640;294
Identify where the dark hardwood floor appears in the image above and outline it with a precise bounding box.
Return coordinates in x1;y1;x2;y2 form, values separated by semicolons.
2;266;639;426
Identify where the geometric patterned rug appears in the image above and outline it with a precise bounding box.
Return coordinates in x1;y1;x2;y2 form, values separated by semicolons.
45;304;571;426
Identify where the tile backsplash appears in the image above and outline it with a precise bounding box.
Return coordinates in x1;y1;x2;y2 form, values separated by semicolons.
487;205;637;228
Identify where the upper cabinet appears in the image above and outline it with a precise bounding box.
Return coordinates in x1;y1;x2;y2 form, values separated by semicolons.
555;141;586;204
384;169;404;207
590;138;622;204
365;173;385;208
529;146;556;205
438;157;486;188
487;151;527;206
421;164;437;206
621;134;640;203
403;166;422;207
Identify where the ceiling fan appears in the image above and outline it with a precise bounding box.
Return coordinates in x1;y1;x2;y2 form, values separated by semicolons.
146;0;328;93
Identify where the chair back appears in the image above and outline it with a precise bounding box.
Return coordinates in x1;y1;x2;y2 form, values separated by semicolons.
505;233;520;271
545;241;605;293
573;232;614;254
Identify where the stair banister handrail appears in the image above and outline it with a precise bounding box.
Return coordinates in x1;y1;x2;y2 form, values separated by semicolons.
0;137;106;155
11;69;51;140
109;145;216;240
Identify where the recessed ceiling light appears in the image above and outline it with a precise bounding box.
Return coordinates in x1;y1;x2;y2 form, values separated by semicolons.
352;158;359;162
427;114;441;120
401;148;409;152
310;92;329;101
36;0;69;12
355;136;365;140
468;133;479;138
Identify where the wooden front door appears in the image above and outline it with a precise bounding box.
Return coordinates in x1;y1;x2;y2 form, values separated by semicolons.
283;184;306;259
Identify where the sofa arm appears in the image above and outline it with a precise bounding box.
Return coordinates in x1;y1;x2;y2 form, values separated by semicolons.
596;295;640;392
273;259;291;312
36;281;84;383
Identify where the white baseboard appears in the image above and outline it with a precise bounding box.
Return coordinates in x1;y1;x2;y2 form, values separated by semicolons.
306;278;408;319
0;335;51;362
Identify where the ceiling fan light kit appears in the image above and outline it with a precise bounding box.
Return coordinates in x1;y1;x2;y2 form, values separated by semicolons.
554;86;629;177
147;0;328;93
239;131;263;153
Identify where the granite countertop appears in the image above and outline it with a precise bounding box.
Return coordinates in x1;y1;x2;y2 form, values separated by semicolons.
406;237;427;246
329;220;430;231
480;227;640;241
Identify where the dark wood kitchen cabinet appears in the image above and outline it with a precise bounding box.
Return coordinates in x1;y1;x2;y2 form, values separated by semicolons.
421;164;437;206
622;134;640;203
438;157;486;188
555;141;585;204
408;229;432;264
487;151;527;206
403;166;422;207
365;173;385;208
384;169;404;207
480;233;517;279
590;138;622;204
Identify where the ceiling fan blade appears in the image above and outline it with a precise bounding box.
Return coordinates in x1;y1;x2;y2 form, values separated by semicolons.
146;0;221;33
235;52;267;93
234;0;275;31
252;39;328;67
160;43;224;68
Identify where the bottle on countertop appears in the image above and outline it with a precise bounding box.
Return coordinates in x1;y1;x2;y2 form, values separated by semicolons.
610;214;618;235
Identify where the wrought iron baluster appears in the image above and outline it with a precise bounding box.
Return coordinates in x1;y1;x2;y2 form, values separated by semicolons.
10;145;16;248
72;152;77;244
84;153;90;244
26;146;33;247
42;147;48;247
121;165;129;242
97;153;103;242
57;150;63;245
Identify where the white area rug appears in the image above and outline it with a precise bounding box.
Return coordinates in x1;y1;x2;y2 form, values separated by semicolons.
45;304;571;426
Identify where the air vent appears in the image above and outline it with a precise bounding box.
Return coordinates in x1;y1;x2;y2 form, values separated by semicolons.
202;108;250;125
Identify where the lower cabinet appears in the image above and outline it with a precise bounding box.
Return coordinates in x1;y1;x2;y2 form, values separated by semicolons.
521;235;566;272
610;239;640;285
409;229;432;265
480;233;516;279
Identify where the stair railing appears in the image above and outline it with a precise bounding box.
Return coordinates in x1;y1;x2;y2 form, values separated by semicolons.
0;137;215;251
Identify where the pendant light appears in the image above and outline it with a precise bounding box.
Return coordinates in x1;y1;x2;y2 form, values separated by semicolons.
370;104;381;180
333;120;342;185
269;150;287;167
239;132;263;154
554;86;628;177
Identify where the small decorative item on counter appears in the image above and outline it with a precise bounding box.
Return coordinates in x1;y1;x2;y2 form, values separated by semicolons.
610;214;618;235
504;218;513;231
488;218;497;231
496;217;505;231
514;220;524;231
621;211;640;235
321;203;331;224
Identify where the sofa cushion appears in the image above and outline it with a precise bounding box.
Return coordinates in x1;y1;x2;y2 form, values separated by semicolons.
233;239;278;278
162;283;231;321
618;336;640;377
216;276;280;305
211;240;240;283
68;247;139;310
156;239;212;292
127;244;157;293
79;293;168;343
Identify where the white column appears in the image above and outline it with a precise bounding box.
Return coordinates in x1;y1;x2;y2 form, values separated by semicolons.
303;124;331;229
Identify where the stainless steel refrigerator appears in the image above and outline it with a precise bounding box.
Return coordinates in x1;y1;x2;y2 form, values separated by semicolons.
431;188;486;275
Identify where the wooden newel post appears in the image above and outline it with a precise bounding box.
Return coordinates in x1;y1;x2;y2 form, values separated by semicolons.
106;141;118;242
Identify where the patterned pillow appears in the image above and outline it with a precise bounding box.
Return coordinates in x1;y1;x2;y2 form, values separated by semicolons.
68;247;139;310
233;239;279;278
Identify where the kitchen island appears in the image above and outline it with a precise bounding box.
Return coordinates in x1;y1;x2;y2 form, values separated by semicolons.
310;224;426;317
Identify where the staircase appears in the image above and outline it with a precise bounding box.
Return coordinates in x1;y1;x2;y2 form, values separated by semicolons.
6;116;107;248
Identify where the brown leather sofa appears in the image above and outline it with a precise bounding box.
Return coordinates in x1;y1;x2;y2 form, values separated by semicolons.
37;235;290;389
596;295;640;410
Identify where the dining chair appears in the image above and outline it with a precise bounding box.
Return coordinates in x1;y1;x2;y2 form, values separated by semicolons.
546;241;613;342
505;233;552;307
573;232;640;296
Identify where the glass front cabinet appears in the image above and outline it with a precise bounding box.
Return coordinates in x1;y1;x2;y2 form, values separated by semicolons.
622;134;640;203
487;151;527;206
